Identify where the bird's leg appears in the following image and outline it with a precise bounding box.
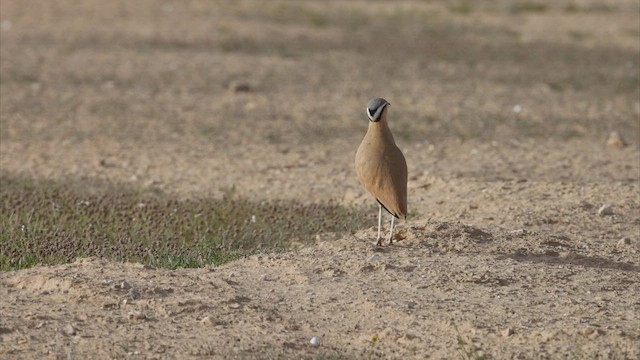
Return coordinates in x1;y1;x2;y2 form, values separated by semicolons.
375;203;383;246
388;215;396;245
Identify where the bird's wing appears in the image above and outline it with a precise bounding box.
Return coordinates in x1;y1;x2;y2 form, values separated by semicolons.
356;143;407;218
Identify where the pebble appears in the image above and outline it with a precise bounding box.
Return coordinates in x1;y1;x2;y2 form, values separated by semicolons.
61;324;76;336
598;204;614;216
120;281;132;290
388;300;417;309
607;131;626;148
581;326;604;339
128;310;146;320
102;302;118;310
128;289;141;300
200;316;214;326
509;229;527;235
229;81;252;93
617;238;631;246
502;327;514;337
367;254;381;262
310;336;320;346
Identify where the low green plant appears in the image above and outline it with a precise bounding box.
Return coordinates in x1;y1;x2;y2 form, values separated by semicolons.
0;176;369;270
510;2;548;14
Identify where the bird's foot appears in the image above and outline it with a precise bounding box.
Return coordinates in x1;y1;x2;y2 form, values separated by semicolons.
375;238;383;246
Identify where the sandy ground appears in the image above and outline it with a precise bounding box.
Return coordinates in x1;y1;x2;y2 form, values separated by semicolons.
1;0;640;359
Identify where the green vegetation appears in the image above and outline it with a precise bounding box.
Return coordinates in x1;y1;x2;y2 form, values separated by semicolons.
510;2;548;14
0;176;369;271
450;2;473;15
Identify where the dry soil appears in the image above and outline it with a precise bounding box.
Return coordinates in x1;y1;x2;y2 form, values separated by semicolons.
1;1;639;359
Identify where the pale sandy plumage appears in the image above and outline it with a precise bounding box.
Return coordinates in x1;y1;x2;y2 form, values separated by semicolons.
355;98;407;246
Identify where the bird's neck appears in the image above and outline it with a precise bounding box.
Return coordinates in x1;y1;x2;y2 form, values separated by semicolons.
368;117;396;144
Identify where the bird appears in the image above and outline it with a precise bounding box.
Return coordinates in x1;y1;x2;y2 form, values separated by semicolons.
355;97;408;246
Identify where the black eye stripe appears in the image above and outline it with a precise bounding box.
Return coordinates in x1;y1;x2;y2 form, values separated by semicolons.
367;102;387;121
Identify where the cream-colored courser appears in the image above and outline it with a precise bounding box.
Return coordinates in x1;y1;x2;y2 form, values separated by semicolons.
355;98;408;246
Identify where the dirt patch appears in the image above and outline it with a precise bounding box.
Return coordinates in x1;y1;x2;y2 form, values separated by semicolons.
2;222;639;358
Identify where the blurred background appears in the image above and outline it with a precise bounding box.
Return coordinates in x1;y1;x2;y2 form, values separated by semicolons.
1;0;638;199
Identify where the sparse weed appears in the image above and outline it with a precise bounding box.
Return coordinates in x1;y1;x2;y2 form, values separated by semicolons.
450;2;473;15
0;176;369;271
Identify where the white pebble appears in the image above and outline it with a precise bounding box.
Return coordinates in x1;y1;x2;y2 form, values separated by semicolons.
200;316;214;326
513;104;523;113
310;336;320;346
502;327;514;337
598;204;614;216
128;310;146;320
61;324;76;336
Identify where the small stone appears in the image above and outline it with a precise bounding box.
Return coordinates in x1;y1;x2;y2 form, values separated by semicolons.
593;329;605;338
128;310;146;320
402;300;417;309
598;204;614;216
229;81;252;93
128;289;141;300
61;324;76;336
581;326;595;336
120;281;132;290
617;238;631;246
502;327;514;337
310;336;320;346
607;131;626;148
200;316;214;326
582;327;604;339
102;302;118;310
387;300;417;309
367;254;381;262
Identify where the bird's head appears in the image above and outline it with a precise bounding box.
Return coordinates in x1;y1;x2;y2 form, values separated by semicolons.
366;98;390;122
